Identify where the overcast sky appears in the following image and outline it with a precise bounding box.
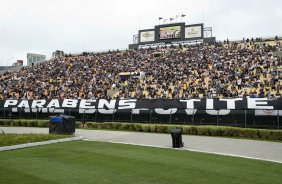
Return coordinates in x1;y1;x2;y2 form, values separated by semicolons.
0;0;281;66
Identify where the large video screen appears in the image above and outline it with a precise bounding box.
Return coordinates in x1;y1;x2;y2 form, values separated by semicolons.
185;25;202;39
140;30;155;43
159;26;181;40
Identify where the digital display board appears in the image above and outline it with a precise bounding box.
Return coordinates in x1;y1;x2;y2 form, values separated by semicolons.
159;26;181;40
140;31;155;43
138;23;204;45
185;25;203;39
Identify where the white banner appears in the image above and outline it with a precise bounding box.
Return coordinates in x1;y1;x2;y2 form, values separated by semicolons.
140;31;155;42
255;110;282;116
185;26;202;39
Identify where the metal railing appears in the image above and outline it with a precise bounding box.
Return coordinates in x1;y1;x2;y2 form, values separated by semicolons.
0;108;281;129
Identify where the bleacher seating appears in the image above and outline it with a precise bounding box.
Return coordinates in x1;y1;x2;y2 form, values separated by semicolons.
0;40;281;100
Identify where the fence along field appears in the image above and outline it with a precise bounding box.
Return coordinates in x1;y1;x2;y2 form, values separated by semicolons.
0;98;281;129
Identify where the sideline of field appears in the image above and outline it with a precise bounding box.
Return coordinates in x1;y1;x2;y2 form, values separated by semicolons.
0;136;82;151
1;126;282;163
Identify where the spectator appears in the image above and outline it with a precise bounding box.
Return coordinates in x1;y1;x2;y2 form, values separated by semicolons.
0;42;281;100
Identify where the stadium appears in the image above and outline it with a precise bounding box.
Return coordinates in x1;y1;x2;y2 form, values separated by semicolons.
0;0;282;184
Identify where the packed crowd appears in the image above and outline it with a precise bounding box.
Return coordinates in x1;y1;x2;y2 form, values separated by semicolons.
0;41;281;100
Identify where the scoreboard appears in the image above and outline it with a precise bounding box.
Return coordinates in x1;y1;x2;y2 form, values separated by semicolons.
138;23;203;45
159;25;181;40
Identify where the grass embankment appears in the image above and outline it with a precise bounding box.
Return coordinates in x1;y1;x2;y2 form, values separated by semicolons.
0;134;70;147
0;141;281;184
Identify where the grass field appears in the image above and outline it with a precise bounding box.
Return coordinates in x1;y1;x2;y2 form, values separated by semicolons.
0;134;70;146
0;141;281;184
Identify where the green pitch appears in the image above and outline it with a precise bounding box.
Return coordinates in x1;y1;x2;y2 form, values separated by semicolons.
0;134;70;146
0;141;281;184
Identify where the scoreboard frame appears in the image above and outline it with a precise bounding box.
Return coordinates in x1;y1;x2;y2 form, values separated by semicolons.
155;23;185;43
138;23;204;45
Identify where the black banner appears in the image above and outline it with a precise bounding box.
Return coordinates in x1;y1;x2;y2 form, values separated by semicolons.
0;98;281;111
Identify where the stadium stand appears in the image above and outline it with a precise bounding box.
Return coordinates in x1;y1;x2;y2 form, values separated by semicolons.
0;40;281;100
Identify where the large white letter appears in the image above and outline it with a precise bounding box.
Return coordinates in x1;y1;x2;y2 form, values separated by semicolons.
219;98;243;109
62;99;78;108
206;110;231;115
132;108;150;114
79;100;96;114
118;99;137;109
185;109;197;115
17;100;30;108
155;108;177;115
47;99;60;108
31;100;46;108
247;98;273;109
79;100;96;109
180;99;201;109
4;100;18;108
98;99;116;114
206;99;214;109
